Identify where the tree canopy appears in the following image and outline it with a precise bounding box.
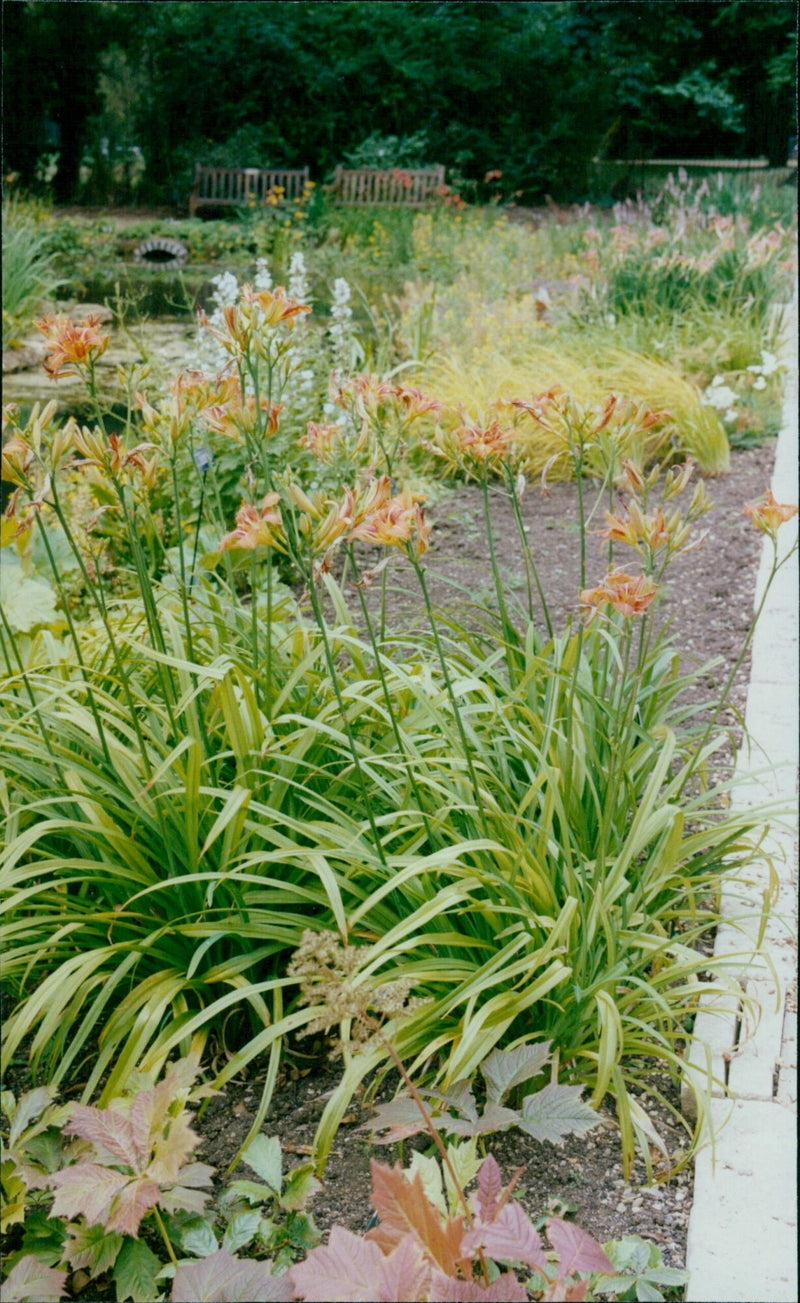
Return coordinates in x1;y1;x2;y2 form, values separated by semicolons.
2;0;796;203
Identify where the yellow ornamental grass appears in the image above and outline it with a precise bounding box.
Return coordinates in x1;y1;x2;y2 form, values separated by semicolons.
418;344;729;477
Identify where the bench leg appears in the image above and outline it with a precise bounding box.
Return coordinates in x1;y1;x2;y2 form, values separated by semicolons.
189;195;197;219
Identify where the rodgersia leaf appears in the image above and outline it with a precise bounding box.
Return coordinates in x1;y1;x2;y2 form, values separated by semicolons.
288;1226;385;1301
63;1222;124;1277
517;1084;599;1146
289;1228;431;1303
367;1161;464;1277
63;1105;142;1171
362;1097;427;1144
6;1087;56;1149
479;1044;552;1105
463;1200;548;1271
49;1163;129;1225
375;1233;431;1303
439;1103;519;1138
171;1248;292;1301
546;1218;615;1277
103;1175;162;1237
427;1269;528;1301
241;1134;282;1192
0;1255;67;1303
113;1238;163;1303
475;1153;504;1223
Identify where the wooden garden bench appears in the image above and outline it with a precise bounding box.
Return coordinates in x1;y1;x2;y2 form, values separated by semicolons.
332;165;446;206
189;165;310;216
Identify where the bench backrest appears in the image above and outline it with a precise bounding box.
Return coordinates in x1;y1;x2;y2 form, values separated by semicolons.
191;165;310;209
332;166;446;206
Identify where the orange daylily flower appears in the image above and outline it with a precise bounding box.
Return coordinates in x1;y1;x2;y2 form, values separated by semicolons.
743;489;798;537
350;489;431;558
218;493;284;551
511;387;564;434
243;284;311;328
1;434;34;486
602;502;670;553
393;386;443;422
35;313;109;380
299;421;340;459
201;394;283;440
580;569;658;620
456;420;513;465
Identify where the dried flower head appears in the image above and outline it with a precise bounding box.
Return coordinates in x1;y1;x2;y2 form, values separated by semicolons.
289;929;424;1053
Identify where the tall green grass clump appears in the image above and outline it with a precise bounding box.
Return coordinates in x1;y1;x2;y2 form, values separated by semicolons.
2;194;64;346
1;284;795;1181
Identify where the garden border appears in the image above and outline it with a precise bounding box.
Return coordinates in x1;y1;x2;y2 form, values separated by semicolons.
684;296;798;1302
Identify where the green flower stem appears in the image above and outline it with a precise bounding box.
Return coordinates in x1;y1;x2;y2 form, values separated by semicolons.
0;603;56;759
109;476;178;732
47;488;155;777
32;515;111;766
152;1205;178;1268
169;452;195;662
250;549;261;711
409;553;490;839
480;474;517;675
594;618;637;874
347;544;435;846
265;544;273;721
503;463;553;640
306;570;388;868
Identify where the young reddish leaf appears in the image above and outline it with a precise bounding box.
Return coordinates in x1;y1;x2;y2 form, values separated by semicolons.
104;1174;161;1236
367;1161;465;1277
475;1153;503;1223
171;1250;293;1302
49;1163;128;1225
463;1200;548;1271
546;1218;615;1277
290;1226;386;1301
63;1104;141;1170
428;1268;528;1301
541;1280;589;1302
0;1255;67;1303
376;1232;432;1302
148;1110;201;1184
